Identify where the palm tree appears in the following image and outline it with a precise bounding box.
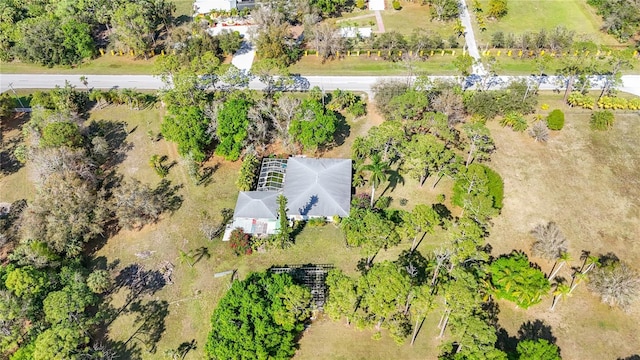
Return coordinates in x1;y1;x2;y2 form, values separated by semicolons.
193;246;211;264
360;153;392;208
550;283;571;310
178;249;196;267
579;251;600;274
569;271;588;294
548;252;571;282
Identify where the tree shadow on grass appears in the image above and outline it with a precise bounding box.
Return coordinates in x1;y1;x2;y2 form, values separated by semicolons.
517;319;557;344
291;220;307;242
123;299;170;354
154;179;184;213
497;319;558;356
329;114;351;150
85;119;132;168
197;163;219;187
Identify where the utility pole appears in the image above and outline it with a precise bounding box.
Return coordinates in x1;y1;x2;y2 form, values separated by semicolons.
8;83;26;108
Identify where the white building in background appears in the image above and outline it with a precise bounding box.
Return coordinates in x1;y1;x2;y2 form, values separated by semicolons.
193;0;255;13
339;27;373;38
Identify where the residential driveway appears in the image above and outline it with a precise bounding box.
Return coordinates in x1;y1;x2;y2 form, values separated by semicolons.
458;0;486;75
231;42;256;72
369;0;385;11
207;25;256;72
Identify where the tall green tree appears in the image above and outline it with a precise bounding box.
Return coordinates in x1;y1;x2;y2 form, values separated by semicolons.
40;122;83;148
357;261;412;333
398;205;440;252
216;98;251;161
112;3;154;56
409;285;434;345
360;154;393;208
275;195;292;249
489;252;550;309
388;90;430;122
32;325;89;360
161;106;211;162
205;272;312;360
325;269;358;324
289;99;340;152
516;339;561;360
401;134;455;188
341;209;401;266
462;122;495;167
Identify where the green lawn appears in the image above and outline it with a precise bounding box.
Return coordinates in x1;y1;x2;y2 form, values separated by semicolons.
380;2;455;37
289;54;459;75
173;0;194;18
470;0;620;46
0;55;157;75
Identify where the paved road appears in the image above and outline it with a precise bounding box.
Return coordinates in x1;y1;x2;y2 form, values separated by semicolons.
458;0;485;75
2;74;640;97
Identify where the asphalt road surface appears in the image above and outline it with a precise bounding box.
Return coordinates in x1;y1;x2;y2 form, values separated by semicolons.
2;74;640;97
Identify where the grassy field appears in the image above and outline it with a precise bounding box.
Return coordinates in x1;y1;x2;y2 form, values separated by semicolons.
486;95;640;359
469;0;621;46
2;89;640;359
173;0;194;17
289;55;459;75
379;3;455;37
332;3;455;37
0;56;158;75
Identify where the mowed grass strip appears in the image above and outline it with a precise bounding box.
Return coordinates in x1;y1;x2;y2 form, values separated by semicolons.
0;55;157;75
471;0;620;46
289;55;459;75
380;2;456;37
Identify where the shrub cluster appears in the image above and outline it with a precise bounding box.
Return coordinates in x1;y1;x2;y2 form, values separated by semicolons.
597;96;640;110
546;109;565;131
229;228;252;256
567;92;595;109
590;110;615;131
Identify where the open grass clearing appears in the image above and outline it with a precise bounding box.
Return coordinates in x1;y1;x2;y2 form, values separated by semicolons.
485;95;640;359
289;55;459;75
469;0;621;46
380;2;455;37
481;54;640;75
0;55;157;75
172;0;195;18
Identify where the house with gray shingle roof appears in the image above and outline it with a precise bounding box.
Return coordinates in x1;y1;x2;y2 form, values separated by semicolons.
224;157;351;240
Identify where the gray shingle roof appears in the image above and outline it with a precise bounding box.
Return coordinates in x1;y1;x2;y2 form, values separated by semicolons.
283;158;351;217
233;191;279;219
233;158;352;221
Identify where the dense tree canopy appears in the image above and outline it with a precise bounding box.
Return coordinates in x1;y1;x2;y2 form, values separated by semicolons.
489;252;550;309
289;99;340;152
161;105;211;162
40;122;83;148
205;272;312;360
216;98;251;161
